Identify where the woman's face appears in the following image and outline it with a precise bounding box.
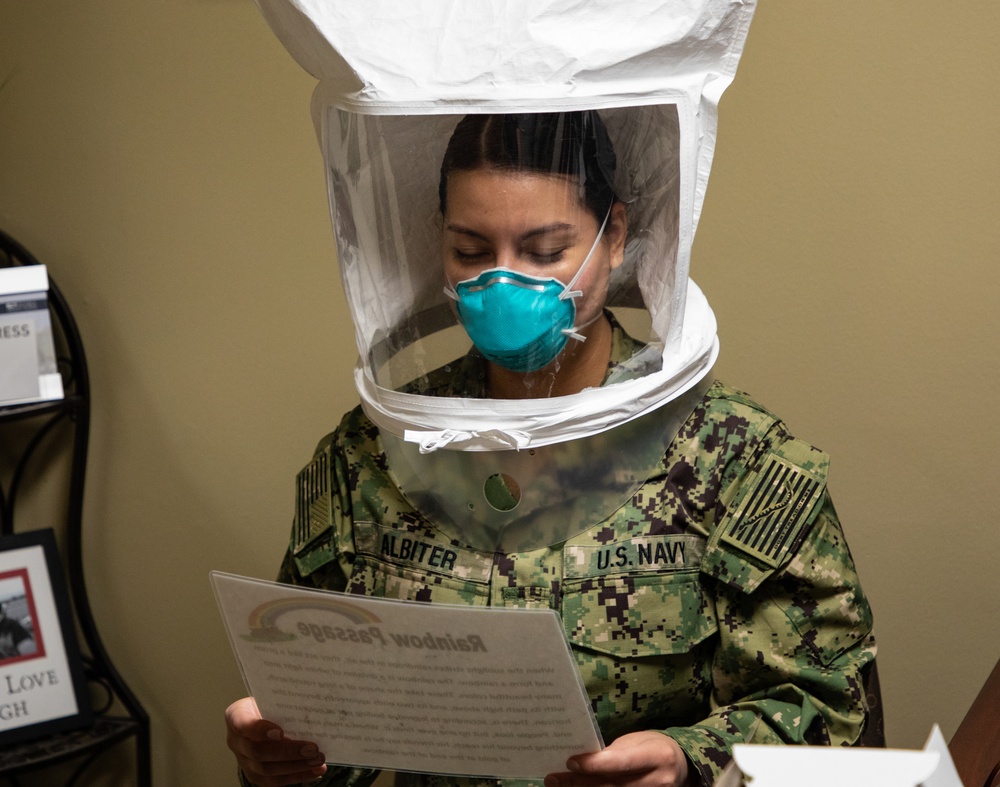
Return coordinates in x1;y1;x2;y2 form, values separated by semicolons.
442;168;626;330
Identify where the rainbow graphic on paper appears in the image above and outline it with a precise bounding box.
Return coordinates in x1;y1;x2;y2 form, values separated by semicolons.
241;596;382;642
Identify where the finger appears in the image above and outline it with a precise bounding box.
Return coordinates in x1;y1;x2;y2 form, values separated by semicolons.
570;734;676;775
235;743;327;785
226;699;326;765
231;734;327;764
570;747;655;775
549;734;687;787
545;766;677;787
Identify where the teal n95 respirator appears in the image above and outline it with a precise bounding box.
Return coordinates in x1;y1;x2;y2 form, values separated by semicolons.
445;208;611;373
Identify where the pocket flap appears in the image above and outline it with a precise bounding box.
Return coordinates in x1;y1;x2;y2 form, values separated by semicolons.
562;574;717;658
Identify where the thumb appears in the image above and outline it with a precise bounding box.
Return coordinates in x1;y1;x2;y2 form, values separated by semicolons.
227;697;284;741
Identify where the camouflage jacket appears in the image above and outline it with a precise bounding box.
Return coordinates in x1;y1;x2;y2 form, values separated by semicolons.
266;369;876;787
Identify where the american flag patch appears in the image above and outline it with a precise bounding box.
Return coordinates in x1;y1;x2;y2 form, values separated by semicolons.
721;455;824;567
293;450;331;555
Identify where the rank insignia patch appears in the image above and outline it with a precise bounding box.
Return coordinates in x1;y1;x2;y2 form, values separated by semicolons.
721;454;824;567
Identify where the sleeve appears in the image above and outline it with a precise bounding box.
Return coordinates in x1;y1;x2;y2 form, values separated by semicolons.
238;765;380;787
275;433;356;592
665;436;877;786
239;432;382;787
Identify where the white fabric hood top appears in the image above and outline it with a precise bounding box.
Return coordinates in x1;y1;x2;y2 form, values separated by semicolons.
255;0;757;451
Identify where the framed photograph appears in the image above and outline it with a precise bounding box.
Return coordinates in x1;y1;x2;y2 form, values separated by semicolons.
0;529;90;746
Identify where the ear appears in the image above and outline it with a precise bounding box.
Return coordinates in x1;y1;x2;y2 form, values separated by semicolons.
606;201;628;270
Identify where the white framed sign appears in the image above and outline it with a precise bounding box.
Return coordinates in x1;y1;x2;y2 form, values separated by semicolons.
0;529;91;746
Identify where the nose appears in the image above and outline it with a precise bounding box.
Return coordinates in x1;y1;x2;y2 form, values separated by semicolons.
494;244;521;271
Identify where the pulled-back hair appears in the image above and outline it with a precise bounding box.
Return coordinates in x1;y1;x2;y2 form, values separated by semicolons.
438;111;618;220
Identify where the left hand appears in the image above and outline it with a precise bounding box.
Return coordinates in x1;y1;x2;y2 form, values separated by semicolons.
544;732;692;787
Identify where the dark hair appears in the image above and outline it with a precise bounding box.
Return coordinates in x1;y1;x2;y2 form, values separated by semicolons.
438;111;618;220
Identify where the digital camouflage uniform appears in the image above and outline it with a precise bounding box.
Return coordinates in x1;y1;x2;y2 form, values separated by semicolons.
258;321;877;787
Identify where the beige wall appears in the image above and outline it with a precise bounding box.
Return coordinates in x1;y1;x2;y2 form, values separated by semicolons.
1;2;997;784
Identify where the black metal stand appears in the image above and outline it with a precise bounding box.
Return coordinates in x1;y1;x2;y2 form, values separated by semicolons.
0;230;151;786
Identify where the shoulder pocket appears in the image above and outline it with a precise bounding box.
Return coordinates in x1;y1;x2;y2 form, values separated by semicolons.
291;447;338;576
703;437;829;593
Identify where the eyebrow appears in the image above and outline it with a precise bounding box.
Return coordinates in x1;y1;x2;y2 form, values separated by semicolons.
445;222;577;242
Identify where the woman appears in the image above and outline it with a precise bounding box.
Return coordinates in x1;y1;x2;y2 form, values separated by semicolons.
226;112;876;787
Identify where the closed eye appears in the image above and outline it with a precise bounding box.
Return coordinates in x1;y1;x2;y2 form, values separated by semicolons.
526;251;566;265
452;248;491;262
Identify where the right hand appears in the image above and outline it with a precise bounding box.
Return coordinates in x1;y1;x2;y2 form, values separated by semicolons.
226;697;328;787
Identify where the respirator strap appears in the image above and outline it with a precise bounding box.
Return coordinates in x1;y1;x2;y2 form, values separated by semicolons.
560;203;612;301
559;203;613;343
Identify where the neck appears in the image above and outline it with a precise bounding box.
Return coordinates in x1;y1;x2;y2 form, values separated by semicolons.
486;313;613;399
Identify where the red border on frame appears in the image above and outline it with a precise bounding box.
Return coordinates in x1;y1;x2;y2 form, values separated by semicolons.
0;567;48;666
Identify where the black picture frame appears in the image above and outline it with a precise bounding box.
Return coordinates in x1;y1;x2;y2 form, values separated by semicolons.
0;529;91;746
